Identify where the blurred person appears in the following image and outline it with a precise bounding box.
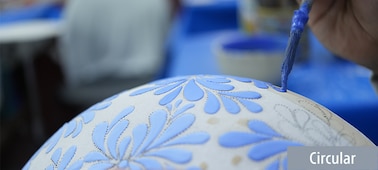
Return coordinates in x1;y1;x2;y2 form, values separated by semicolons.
59;0;172;87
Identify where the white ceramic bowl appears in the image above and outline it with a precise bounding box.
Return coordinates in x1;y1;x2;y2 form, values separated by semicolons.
214;34;287;84
23;75;374;170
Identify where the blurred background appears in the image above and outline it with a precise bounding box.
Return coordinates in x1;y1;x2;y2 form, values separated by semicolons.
0;0;377;169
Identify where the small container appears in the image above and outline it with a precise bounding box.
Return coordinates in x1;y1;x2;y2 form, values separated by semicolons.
214;33;287;84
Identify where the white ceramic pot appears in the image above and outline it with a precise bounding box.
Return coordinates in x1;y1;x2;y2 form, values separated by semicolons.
214;34;287;84
23;75;374;170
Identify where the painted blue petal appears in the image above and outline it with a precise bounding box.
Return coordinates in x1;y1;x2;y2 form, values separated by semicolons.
248;140;303;161
221;96;240;114
67;160;83;170
174;99;183;108
91;101;112;110
166;103;173;111
64;121;76;138
92;122;108;153
149;114;195;149
248;120;282;137
109;106;134;129
46;165;54;170
119;137;131;159
51;148;62;165
253;80;269;89
183;79;204;101
119;160;129;168
58;146;76;170
135;110;167;155
135;158;162;170
131;124;148;156
129;162;142;170
283;156;288;170
266;159;279;170
88;163;114;170
84;152;108;162
163;132;210;147
71;121;82;138
173;103;195;118
146;148;192;164
197;79;234;91
154;81;182;95
130;86;159;96
46;125;64;153
239;99;263;113
204;77;231;83
81;111;95;124
220;91;261;99
204;91;220;114
159;86;182;105
229;76;252;83
219;132;270;147
108;119;129;159
153;77;186;85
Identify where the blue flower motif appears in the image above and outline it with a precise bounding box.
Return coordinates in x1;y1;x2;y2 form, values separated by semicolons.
22;95;118;169
130;75;267;114
64;94;117;138
45;146;83;170
219;120;303;169
84;105;210;169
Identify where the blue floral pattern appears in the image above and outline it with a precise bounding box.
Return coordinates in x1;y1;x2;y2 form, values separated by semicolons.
219;120;303;169
130;75;268;114
23;75;361;170
22;95;118;170
84;105;210;169
46;146;83;170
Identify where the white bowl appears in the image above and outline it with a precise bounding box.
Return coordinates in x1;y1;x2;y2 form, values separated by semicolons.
23;75;374;170
214;34;287;84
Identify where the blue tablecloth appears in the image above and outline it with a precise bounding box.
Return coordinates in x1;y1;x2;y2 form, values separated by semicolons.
0;3;62;25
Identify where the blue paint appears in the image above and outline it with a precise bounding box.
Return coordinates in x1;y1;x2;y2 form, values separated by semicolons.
131;124;148;156
146;148;192;163
223;35;287;52
219;132;270;147
92;122;108;153
83;106;209;169
130;75;265;114
184;79;204;101
47;146;81;170
248;120;282;137
248;140;302;161
219;120;304;170
108;119;129;158
51;148;62;165
221;95;240;114
159;86;182;105
204;90;221;114
281;0;313;92
64;121;76;138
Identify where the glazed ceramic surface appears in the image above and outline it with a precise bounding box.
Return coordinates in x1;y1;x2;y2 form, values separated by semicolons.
23;75;374;170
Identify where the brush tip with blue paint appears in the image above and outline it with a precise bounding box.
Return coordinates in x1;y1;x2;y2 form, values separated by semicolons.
280;0;313;92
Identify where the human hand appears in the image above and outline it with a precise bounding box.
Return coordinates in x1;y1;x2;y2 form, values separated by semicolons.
299;0;378;73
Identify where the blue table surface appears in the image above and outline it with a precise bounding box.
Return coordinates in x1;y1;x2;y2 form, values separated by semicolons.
166;1;378;144
0;3;62;25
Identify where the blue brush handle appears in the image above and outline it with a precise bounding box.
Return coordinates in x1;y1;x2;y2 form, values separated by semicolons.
280;0;313;92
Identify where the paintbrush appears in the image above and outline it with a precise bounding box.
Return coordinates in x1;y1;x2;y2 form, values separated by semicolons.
280;0;313;92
